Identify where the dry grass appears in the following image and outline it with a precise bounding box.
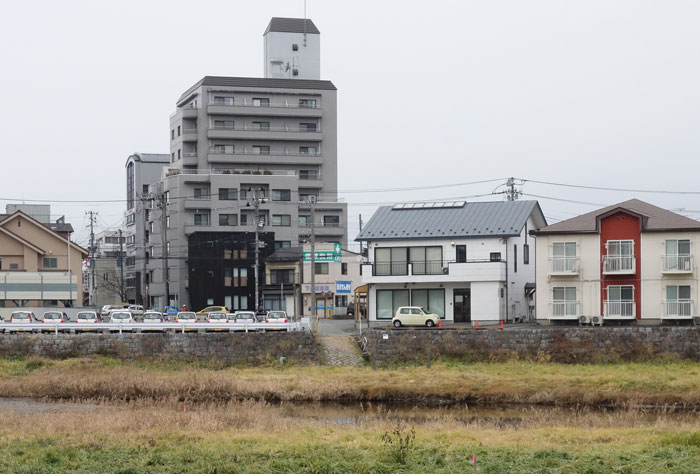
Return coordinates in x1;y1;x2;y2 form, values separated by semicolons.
2;357;700;408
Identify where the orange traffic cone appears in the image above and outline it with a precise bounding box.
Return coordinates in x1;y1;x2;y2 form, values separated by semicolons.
500;320;504;330
475;321;479;329
438;319;442;329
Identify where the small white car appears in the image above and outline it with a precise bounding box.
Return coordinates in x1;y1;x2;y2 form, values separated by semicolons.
109;311;134;323
141;311;165;332
265;311;288;323
391;306;440;328
40;311;69;332
75;311;100;332
128;305;145;317
5;311;36;332
205;312;230;332
233;311;256;323
175;311;197;323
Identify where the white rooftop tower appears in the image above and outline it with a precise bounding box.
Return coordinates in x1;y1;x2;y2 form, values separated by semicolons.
264;17;320;80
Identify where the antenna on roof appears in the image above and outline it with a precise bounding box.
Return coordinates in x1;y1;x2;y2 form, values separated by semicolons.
303;0;308;47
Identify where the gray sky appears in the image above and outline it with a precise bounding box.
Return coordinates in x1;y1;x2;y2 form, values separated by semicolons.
2;0;700;250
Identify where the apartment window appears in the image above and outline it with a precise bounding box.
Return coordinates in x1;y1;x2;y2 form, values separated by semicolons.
177;125;181;136
292;43;299;51
490;252;501;262
240;213;248;226
666;285;692;316
375;247;407;276
299;99;317;108
409;246;443;275
513;245;518;273
299;194;318;204
323;215;340;227
252;145;270;155
125;256;136;266
252;121;270;131
126;213;135;225
219;188;237;200
270;269;295;285
664;239;691;271
271;189;291;201
299;170;318;180
299;215;310;227
212;144;234;154
177;149;181;160
126;235;135;245
299;146;317;155
552;287;578;317
252;97;270;107
10;263;18;270
605;240;634;272
341;262;348;275
171;152;174;163
411;289;445;319
142;184;149;195
274;241;291;250
605;285;635;317
456;245;467;263
272;215;291;227
171;129;175;140
43;257;58;269
194;212;210;226
213;96;234;105
524;243;530;265
219;214;238;226
193;187;210;199
213;120;234;129
299;123;317;132
376;289;409;319
314;262;329;274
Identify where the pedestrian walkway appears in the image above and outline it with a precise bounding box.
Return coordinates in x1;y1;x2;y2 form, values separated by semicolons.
317;335;365;366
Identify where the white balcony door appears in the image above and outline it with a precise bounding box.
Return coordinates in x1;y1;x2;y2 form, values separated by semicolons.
665;239;691;271
552;242;576;272
666;285;691;316
552;287;577;316
605;240;634;272
606;285;634;316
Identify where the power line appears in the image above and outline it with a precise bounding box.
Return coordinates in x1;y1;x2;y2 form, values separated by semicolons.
520;178;700;195
521;193;606;207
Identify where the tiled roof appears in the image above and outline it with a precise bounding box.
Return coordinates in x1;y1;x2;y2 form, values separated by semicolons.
532;199;700;234
266;246;303;262
356;200;545;241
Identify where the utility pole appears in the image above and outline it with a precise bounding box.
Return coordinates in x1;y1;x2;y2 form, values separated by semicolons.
358;214;364;254
158;190;170;309
118;228;125;302
247;188;267;313
141;194;151;308
309;195;317;331
86;211;97;305
505;177;522;201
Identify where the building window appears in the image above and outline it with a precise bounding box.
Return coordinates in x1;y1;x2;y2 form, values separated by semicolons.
374;247;408;276
314;262;329;274
664;239;691;271
411;288;445;319
44;300;58;306
323;216;340;227
10;263;18;270
299;123;317;132
171;152;174;163
125;256;136;266
299;170;318;180
523;243;530;265
552;287;578;317
299;99;317;108
252;145;270;155
240;213;248;226
456;245;466;263
272;215;291;227
552;242;577;272
490;252;501;262
274;241;291;250
665;285;692;316
270;269;295;284
212;144;234;154
252;98;270;107
171;129;175;140
142;184;149;195
604;240;634;272
213;120;234;129
376;289;409;319
213;96;234;106
341;262;348;275
219;188;237;200
605;285;635;317
193;187;210;199
299;146;317;155
252;121;270;131
513;245;518;273
299;193;318;203
292;43;299;51
219;214;238;226
409;246;443;275
126;213;135;225
177;149;181;160
194;213;210;226
299;215;310;227
126;235;135;245
335;295;347;307
43;257;58;269
271;189;291;201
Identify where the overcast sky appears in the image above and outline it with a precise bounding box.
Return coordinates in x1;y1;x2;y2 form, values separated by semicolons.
2;0;699;249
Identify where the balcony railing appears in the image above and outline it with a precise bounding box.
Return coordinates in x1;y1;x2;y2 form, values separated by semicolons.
603;255;635;274
662;255;693;273
209;125;321;133
208;100;320;109
549;257;579;274
662;300;693;318
367;260;487;277
549;301;581;318
603;300;636;318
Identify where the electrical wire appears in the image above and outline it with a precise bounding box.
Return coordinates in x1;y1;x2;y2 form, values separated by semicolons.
520;178;700;195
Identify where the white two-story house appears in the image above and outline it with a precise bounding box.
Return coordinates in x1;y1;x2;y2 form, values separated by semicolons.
356;200;546;325
532;199;700;325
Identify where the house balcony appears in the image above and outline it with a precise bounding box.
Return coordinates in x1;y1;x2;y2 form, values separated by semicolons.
299;225;345;237
207;126;323;141
661;300;694;319
181;129;198;142
360;260;506;284
602;256;636;275
207;150;323;166
180;107;199;119
549;257;580;276
182;152;198;166
548;301;581;320
183;198;212;210
207;103;323;118
662;255;694;274
603;300;636;319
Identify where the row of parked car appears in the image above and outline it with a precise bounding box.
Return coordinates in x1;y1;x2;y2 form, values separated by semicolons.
0;308;291;333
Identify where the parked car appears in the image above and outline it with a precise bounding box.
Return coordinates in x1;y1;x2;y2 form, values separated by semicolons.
75;311;100;332
233;311;257;323
195;305;228;316
346;302;354;316
40;311;69;332
109;311;134;324
391;306;440;328
4;311;36;332
205;312;229;331
101;304;128;318
128;305;145;317
163;306;179;321
265;311;288;323
142;312;165;332
175;311;197;331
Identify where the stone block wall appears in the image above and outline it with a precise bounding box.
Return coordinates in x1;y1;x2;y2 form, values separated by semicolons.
0;332;317;364
364;327;700;363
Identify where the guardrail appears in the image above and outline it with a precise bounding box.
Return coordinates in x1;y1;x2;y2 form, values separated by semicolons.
0;322;302;334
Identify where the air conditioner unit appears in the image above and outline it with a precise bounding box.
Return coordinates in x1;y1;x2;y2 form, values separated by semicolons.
591;315;603;326
578;315;591;325
693;316;700;326
442;267;449;275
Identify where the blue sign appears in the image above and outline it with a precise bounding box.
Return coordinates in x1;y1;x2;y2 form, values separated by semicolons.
336;281;352;294
316;305;333;310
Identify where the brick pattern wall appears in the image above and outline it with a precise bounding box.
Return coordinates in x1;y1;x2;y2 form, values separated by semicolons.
0;332;317;364
365;327;700;363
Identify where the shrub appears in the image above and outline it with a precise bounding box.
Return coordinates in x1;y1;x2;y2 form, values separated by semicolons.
381;423;416;464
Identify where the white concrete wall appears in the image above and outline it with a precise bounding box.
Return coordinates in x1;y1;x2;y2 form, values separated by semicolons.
505;216;538;321
264;31;320;80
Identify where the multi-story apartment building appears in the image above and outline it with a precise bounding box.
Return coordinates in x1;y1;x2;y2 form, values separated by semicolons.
144;17;347;311
124;153;169;305
532;199;700;325
357;201;546;325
